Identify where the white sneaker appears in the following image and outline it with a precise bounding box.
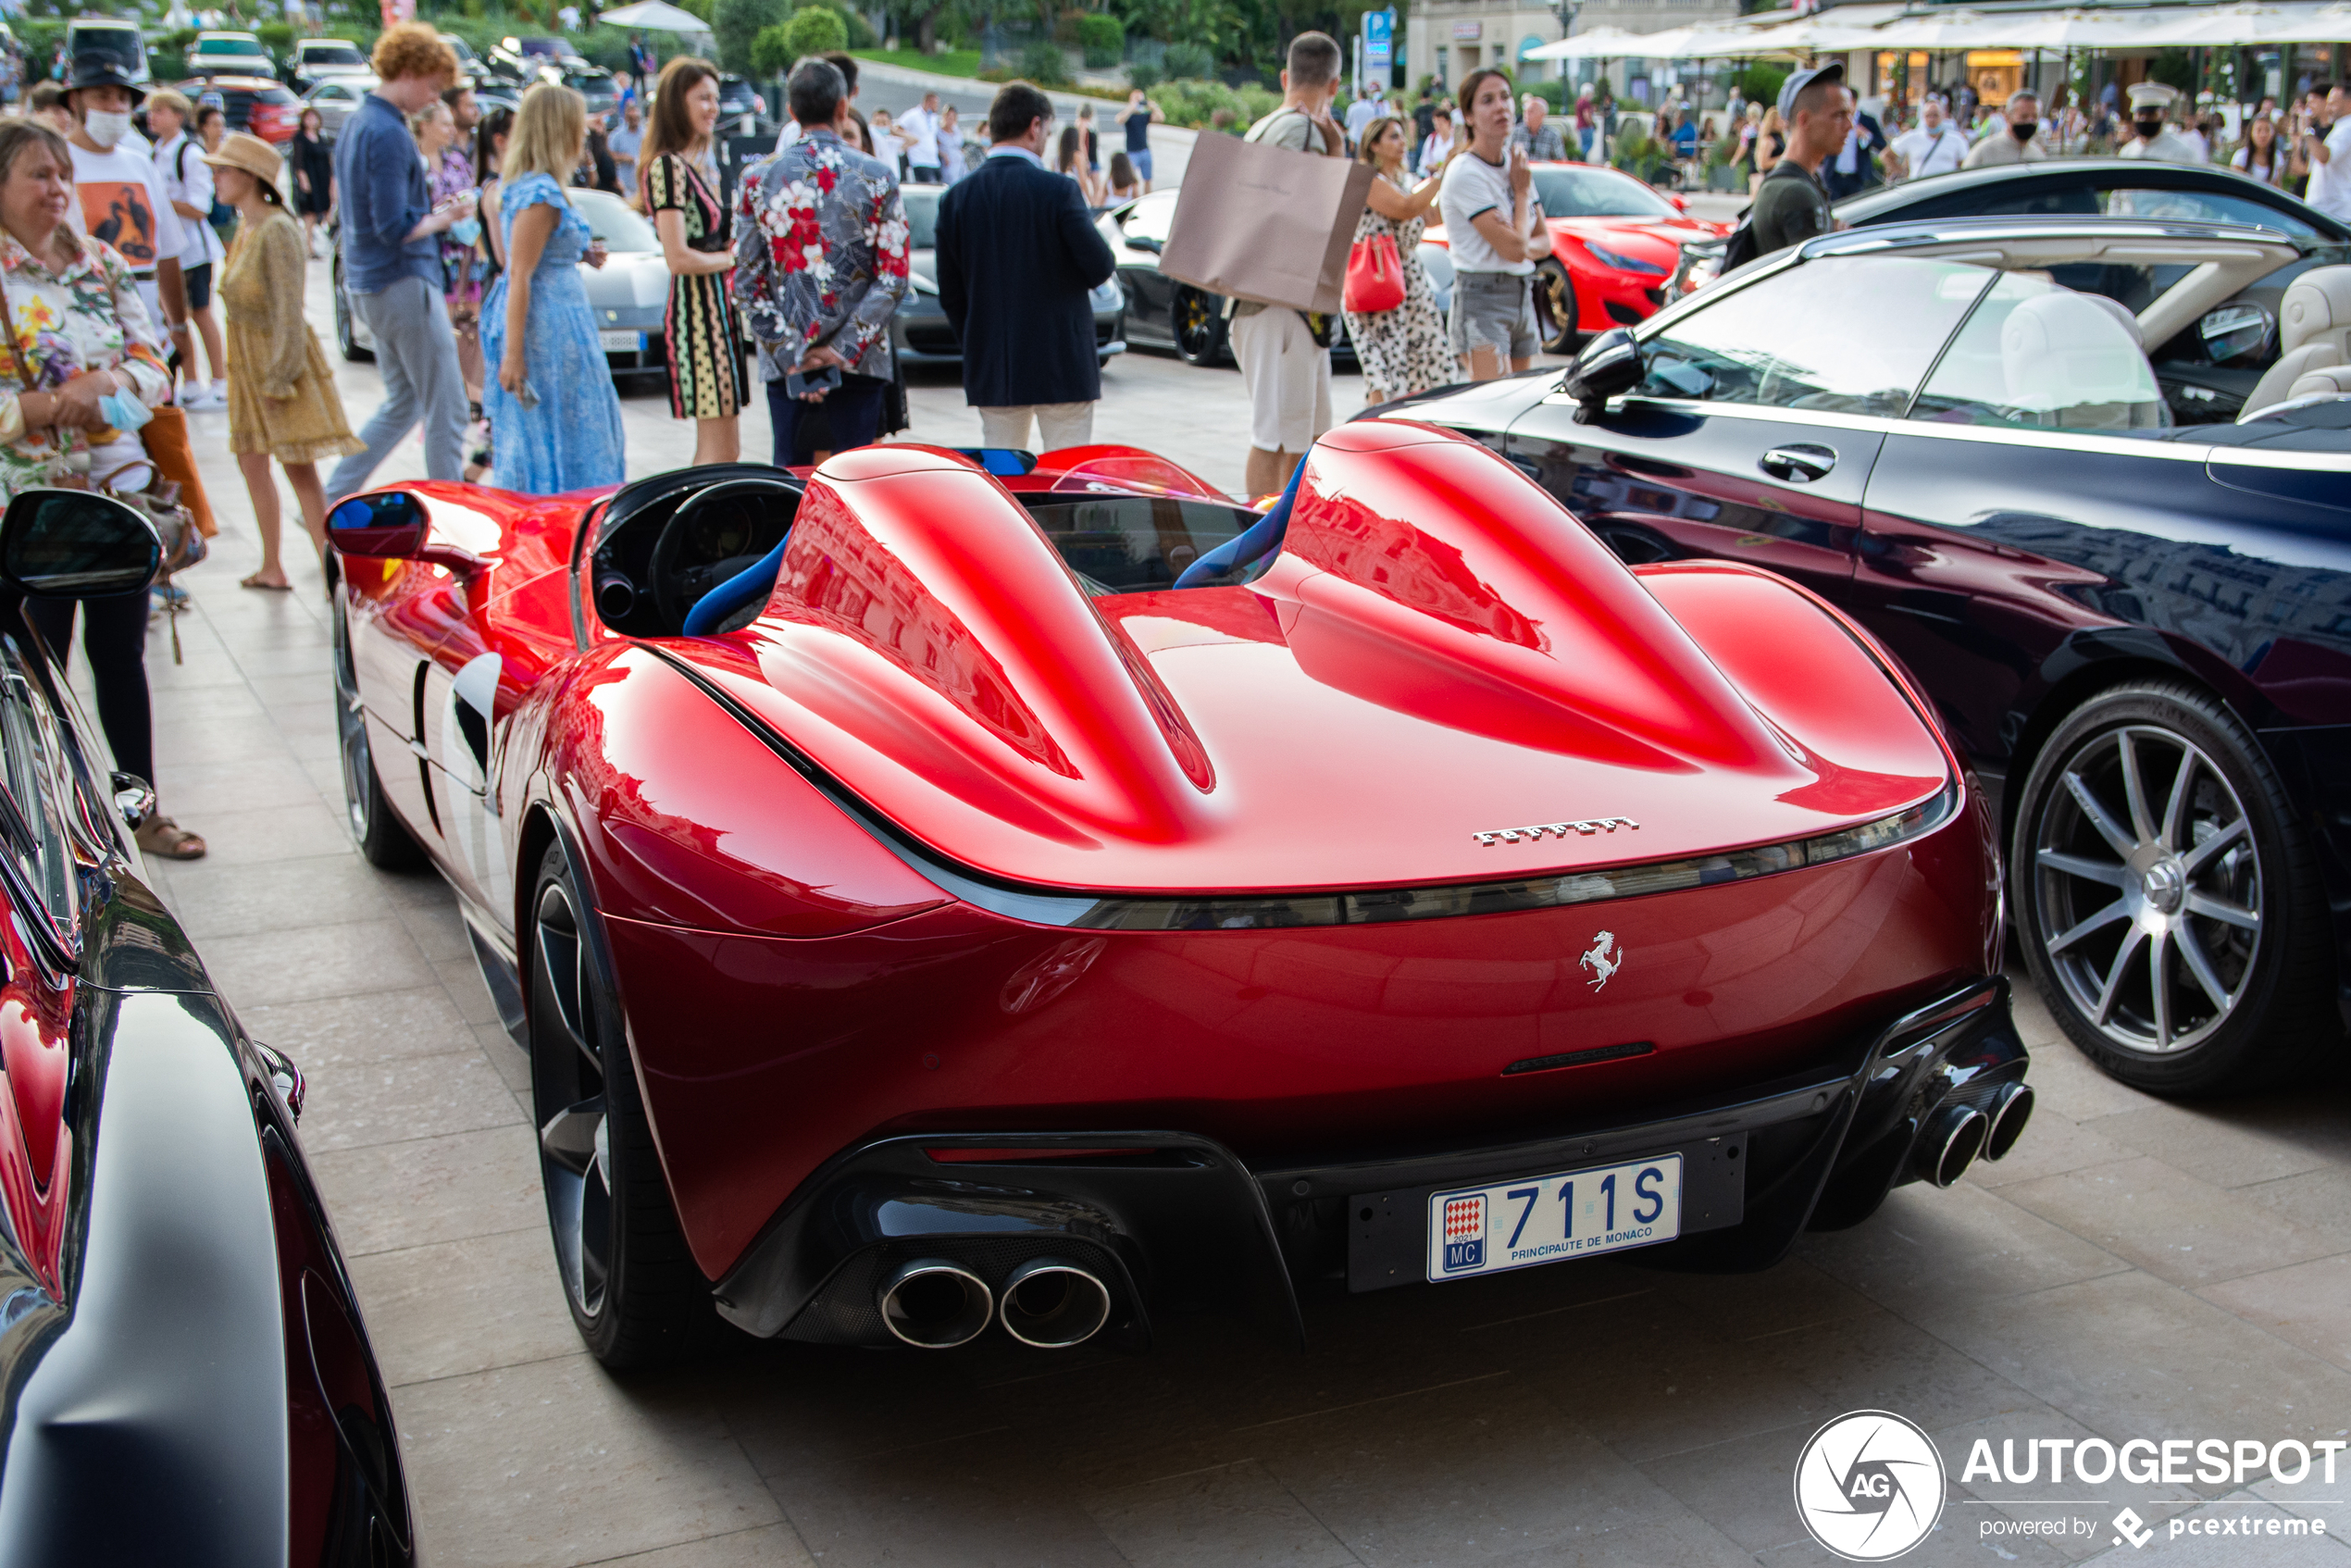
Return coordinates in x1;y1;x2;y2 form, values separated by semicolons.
181;384;223;410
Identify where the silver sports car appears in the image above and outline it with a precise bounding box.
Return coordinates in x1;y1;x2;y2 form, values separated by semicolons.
333;186;668;377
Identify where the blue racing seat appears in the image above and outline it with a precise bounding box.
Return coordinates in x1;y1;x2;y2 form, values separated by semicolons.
1171;454;1306;589
682;536;790;637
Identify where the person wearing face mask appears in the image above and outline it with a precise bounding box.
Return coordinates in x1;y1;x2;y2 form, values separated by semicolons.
1889;96;1969;181
1962;90;2047;168
2119;80;2205;164
61;54;189;361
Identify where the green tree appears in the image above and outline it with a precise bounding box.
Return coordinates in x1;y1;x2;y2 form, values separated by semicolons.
782;4;850;59
713;0;790;73
750;20;799;77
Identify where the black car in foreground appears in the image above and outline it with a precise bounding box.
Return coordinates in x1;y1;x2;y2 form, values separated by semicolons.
1383;216;2351;1095
0;489;412;1561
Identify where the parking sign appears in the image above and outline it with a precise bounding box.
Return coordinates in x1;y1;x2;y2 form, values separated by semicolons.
1363;8;1393;73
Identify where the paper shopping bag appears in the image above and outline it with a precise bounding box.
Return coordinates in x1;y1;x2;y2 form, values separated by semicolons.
1158;129;1375;316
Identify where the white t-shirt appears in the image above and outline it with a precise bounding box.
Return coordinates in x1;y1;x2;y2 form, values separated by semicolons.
898;105;940;168
1344;96;1379;143
154;131;224;269
68;141;186;280
1438;148;1541;275
872;128;905;173
1892;123;1967;179
2307;118;2351;220
773;118;802;154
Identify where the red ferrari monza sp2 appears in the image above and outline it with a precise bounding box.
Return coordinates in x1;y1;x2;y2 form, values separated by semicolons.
326;421;2029;1364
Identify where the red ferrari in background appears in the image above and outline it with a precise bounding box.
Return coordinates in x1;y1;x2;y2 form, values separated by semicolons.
324;427;2028;1367
1424;162;1730;355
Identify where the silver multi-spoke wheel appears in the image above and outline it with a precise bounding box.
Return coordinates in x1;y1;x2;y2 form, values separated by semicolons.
532;878;613;1322
2015;684;2329;1094
2034;725;2259;1054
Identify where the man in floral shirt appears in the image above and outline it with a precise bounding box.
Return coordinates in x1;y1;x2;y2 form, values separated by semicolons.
732;57;910;467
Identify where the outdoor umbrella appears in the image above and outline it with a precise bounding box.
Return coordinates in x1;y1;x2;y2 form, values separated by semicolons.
595;0;715;31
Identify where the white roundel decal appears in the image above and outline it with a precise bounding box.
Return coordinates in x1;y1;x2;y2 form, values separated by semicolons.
1793;1410;1946;1562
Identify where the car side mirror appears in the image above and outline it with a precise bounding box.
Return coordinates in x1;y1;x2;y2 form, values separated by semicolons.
327;491;485;577
0;488;161;599
2199;302;2274;365
1561;328;1643;412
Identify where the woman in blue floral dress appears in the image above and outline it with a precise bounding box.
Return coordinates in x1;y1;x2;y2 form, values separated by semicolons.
481;84;624;495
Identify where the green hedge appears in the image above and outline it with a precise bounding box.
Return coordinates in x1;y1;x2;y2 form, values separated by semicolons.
1075;12;1122;68
1154;76;1277;132
1161;41;1212;80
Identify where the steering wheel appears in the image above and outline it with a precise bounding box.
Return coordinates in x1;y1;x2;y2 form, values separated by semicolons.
646;478;799;633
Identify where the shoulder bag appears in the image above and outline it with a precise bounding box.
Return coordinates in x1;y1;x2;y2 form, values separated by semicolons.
1342;230;1405;314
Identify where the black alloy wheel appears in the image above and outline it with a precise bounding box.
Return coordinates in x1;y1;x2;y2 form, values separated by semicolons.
333;595;422;869
1536;258;1582;356
1172;285;1227;367
2010;682;2333;1094
527;844;717;1367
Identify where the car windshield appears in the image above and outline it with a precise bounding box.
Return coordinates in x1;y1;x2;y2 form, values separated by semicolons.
569;188;658;253
198;38;264;53
902;184;939;249
1532;166;1680;219
305;43;367;66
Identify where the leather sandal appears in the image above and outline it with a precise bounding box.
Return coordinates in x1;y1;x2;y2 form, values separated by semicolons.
135;816;207;861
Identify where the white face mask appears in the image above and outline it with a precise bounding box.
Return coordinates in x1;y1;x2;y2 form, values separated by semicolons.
83;109;133;149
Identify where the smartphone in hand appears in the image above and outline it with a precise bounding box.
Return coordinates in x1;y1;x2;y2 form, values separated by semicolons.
785;365;842;399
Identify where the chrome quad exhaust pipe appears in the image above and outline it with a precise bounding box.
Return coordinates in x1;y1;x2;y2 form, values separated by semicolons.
1983;1083;2034;1163
1917;1103;1990;1188
877;1260;994;1349
997;1257;1112;1349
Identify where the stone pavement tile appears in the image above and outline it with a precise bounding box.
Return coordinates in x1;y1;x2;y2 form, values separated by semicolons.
1256;1378;1751;1567
711;1340;1007;1484
306;1124;545;1257
1932;1404;2180;1563
586;1524;819;1568
1967;1111;2136;1190
146;754;328;815
298;1047;527;1151
223;644;337;679
149;714;299;767
348;1226;580;1387
1511;1292;1826;1464
395;894;476;963
2197;1255;2351;1375
179;800;361;866
1752;1523;2074;1566
1646;1257;1880;1341
1796;1181;2130;1320
2017;1031;2162;1125
1925;1270;2351;1452
267;701;344;760
245;670;338;712
199;915;438;1006
2087;1097;2351;1190
1079;1459;1359;1568
2094;1495;2351;1565
437;955;506;1028
141;680;271;721
155;852;404;940
399;1353;782;1568
478;1021;535;1100
1996;1156;2341;1289
2245;1168;2351;1248
761;1437;1130;1568
240;987;479;1070
1757;1306;2041;1435
2249;1474;2351;1526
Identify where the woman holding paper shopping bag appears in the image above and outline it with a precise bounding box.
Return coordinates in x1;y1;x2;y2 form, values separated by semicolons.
1341;116;1449;404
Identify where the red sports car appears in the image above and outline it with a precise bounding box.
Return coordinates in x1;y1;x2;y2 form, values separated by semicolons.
1423;162;1730;355
327;426;2028;1364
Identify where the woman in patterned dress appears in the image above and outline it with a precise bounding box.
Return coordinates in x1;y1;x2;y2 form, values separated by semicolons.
1341;117;1452;404
639;56;744;466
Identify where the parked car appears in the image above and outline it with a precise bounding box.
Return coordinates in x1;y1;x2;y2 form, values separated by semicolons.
0;487;414;1563
322;429;2025;1365
287;36;374;93
1420;161;1727;355
187;30;277;80
304;75;378;141
1099;188;1353;368
189;74;303;145
1380;216;2351;1093
333;186;666;374
1673;158;2350;422
565;63;620;121
894;183;1126;368
715;73;770;135
60;18;148;86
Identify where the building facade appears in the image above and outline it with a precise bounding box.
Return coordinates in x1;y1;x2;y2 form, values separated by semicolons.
1403;0;1739;94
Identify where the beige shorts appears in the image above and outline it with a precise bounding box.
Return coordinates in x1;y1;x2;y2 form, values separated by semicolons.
1232;305;1333;454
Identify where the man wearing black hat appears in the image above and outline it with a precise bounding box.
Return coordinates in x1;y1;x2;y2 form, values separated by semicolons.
1749;62;1854;260
62;54;188;348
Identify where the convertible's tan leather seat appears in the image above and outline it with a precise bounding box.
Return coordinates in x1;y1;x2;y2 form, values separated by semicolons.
2239;266;2351;421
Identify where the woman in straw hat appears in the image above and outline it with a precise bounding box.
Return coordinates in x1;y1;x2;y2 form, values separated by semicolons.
205;131;362;591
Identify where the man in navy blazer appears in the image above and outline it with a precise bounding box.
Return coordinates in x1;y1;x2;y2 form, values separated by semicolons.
936;82;1117;453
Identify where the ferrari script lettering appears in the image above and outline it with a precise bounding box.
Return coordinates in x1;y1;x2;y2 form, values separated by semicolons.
1472;816;1639;846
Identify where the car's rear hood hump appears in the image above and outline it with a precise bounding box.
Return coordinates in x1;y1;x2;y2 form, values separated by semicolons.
675;429;1950;895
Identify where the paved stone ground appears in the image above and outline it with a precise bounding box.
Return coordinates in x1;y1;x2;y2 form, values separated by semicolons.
116;251;2351;1568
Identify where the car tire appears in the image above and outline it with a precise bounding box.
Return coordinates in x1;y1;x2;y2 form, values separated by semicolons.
332;596;423;870
332;254;371;363
1173;285;1227;367
527;842;720;1367
1536;258;1582;356
2010;681;2334;1094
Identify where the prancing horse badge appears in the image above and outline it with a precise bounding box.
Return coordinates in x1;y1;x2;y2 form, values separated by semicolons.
1580;931;1624;991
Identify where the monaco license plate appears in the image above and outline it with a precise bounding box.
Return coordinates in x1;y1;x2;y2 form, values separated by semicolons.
1429;1153;1683;1281
599;329;644;353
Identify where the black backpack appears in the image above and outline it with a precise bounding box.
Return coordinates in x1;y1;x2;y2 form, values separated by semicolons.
1716;202;1761;274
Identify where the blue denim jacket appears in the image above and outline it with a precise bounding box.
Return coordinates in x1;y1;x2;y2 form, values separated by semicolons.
334;93;441;294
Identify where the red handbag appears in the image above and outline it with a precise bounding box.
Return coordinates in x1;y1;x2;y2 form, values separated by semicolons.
1342;232;1405;314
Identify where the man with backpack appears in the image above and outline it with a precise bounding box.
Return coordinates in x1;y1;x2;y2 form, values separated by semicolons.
1737;63;1853;265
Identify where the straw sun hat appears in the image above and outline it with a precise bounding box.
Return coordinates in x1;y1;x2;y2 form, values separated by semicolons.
200;131;284;193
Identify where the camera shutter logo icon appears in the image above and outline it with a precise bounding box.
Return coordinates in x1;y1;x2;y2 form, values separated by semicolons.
1793;1410;1946;1561
1441;1194;1485;1272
